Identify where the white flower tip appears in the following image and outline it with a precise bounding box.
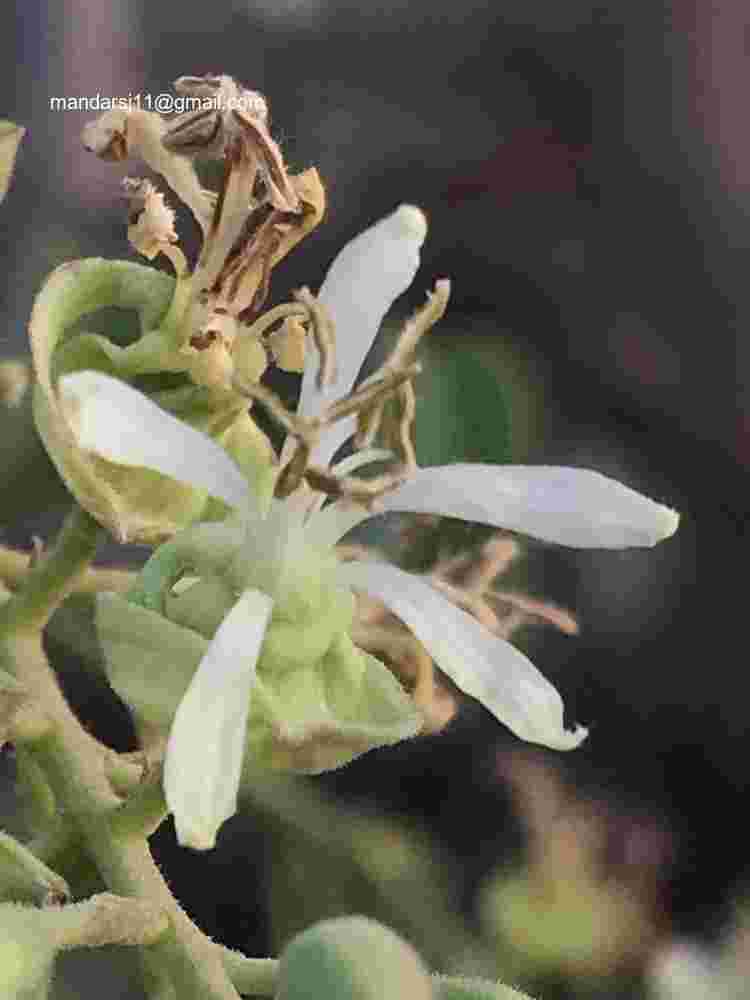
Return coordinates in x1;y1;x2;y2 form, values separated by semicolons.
391;204;428;245
553;724;588;751
656;505;680;542
174;820;218;852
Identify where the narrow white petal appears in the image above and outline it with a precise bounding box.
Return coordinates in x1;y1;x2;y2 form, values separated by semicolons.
298;204;427;464
376;465;680;549
338;561;586;751
58;370;252;511
164;589;273;849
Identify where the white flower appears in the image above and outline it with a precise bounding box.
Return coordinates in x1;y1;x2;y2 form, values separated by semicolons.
60;204;679;849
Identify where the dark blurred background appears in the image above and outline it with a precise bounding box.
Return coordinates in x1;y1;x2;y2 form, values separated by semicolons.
1;1;748;997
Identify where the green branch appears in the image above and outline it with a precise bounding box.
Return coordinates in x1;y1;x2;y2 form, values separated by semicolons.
0;505;102;632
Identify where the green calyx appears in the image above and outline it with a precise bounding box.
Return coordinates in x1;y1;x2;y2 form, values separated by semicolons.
98;524;420;775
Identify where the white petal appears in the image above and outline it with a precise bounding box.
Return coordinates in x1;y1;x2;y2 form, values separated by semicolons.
376;465;680;549
164;589;273;849
338;561;586;751
58;370;252;511
298;204;427;464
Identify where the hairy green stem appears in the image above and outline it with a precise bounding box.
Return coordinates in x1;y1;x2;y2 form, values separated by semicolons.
5;630;240;999
0;505;103;631
221;950;278;996
0;505;244;999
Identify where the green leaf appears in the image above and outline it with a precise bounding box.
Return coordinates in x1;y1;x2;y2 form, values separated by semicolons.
414;339;511;468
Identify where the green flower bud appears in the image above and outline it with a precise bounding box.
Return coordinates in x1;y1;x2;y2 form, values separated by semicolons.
276;916;433;1000
29;258;276;543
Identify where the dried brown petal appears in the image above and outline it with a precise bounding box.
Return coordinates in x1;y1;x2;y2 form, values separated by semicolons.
122;178;178;260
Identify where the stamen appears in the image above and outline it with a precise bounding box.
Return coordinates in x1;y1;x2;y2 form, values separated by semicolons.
381;380;417;470
267;315;307;374
303;466;407;506
428;577;501;631
349;279;450;463
354;398;384;449
292;287;337;388
231;376;312;439
240;301;309;340
386;279;451;371
487;591;580;636
274;438;314;498
323;363;421;424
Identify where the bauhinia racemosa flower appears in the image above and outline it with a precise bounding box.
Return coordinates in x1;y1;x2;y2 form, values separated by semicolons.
58;173;679;849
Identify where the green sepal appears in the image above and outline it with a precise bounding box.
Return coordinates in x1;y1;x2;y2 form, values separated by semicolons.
97;582;420;775
95;593;207;731
247;631;421;774
126;518;245;613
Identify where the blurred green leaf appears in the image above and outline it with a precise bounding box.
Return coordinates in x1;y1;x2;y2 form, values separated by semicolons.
242;774;495;976
414;340;511;468
0;389;69;524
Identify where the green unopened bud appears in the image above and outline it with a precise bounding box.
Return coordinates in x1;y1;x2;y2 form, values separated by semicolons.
0;903;57;998
29;258;275;543
0;833;69;905
277;916;432;1000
